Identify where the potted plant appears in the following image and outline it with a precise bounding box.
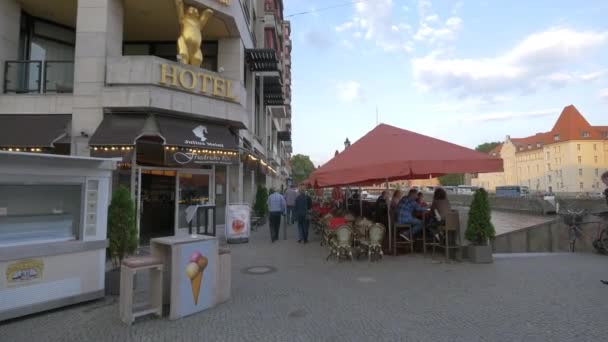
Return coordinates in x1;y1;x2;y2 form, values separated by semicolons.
253;185;269;218
465;188;495;263
105;185;138;295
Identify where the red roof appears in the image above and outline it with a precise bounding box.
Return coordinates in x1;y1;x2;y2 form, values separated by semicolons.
309;124;503;187
488;144;503;157
510;105;607;153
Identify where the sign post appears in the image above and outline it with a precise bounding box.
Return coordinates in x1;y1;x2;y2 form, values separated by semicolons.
225;204;250;244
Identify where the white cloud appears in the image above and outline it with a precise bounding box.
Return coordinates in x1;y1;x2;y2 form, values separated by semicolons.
412;27;608;96
459;108;559;123
341;39;354;49
334;81;365;103
581;69;608;81
600;88;608;101
333;0;413;53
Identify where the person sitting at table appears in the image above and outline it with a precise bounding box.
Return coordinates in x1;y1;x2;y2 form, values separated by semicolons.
390;190;402;216
397;189;428;242
374;190;388;225
416;192;428;207
427;187;452;241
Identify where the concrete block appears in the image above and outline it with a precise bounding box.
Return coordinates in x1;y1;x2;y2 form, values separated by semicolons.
76;7;108;33
56;96;75;113
150;89;172;110
508;231;528;253
171;93;192;113
191;96;211;115
72;108;104;135
527;225;551;252
74;82;103;96
74;57;106;83
75;33;107;58
127;89;151;107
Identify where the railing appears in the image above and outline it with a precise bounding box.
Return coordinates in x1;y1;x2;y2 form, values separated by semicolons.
3;60;74;94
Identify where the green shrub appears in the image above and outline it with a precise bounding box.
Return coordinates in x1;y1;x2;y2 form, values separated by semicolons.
465;188;495;245
254;185;269;217
108;186;138;267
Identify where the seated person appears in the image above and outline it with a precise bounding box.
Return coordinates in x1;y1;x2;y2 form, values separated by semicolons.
427;187;452;241
416;192;428;207
397;189;428;241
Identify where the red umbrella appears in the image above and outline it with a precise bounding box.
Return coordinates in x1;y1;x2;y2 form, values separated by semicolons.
309;124;502;187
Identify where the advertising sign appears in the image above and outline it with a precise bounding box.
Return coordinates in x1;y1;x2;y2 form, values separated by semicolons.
6;259;44;286
225;204;251;243
178;241;218;318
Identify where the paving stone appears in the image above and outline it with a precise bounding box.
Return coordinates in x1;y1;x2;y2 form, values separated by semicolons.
2;222;608;341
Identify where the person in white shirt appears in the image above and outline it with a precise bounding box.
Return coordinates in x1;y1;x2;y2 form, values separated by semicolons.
284;185;298;225
267;189;286;242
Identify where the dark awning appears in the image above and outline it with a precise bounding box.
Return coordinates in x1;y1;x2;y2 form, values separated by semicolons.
89;114;152;146
277;131;291;141
245;49;279;72
0;114;70;147
264;76;284;105
156;116;238;150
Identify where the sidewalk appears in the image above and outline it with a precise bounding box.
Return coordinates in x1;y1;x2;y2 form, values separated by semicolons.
2;222;608;341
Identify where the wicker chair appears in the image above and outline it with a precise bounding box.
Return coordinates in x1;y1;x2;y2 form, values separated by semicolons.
327;225;353;261
359;223;385;262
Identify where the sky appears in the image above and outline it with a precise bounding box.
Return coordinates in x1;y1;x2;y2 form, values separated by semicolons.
283;0;608;167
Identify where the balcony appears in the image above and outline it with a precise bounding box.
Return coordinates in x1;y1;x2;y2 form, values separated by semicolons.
3;60;74;94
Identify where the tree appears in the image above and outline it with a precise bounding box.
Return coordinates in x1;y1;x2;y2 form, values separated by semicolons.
107;186;138;267
291;154;315;184
475;141;502;153
465;188;495;245
439;174;464;186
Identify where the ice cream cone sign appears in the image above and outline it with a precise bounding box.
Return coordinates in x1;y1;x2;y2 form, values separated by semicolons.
185;251;208;305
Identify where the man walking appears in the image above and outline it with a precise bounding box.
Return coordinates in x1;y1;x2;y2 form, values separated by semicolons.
294;186;313;243
267;188;286;243
284;185;298;225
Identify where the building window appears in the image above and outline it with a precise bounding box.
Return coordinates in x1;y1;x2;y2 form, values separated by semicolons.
554;134;560;141
577;144;581;151
554;158;558;165
582;131;589;138
254;76;261;136
579;169;583;176
580;182;584;189
546;152;550;159
594;144;597;151
548;175;552;182
596;169;600;176
560;182;564;189
578;156;582;164
547;163;551;171
595;156;599;163
536;143;541;148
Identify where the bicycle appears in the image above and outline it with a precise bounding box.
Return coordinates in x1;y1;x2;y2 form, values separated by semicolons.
250;214;267;232
591;211;608;254
559;208;585;252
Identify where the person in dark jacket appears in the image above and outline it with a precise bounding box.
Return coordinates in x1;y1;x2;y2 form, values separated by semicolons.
294;186;313;243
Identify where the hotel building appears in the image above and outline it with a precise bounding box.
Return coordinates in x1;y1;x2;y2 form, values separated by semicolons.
0;0;293;242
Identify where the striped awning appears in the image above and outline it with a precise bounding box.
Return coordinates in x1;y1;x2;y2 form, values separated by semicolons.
245;49;280;72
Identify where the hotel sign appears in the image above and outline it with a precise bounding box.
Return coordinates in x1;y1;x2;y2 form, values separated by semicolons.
159;64;239;102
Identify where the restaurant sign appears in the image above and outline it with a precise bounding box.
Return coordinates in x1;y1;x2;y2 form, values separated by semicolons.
159;64;239;102
166;151;239;167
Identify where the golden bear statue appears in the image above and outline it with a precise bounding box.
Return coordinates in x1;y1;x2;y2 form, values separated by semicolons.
175;0;213;67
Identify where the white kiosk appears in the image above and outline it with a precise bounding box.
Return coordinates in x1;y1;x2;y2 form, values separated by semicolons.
0;152;116;321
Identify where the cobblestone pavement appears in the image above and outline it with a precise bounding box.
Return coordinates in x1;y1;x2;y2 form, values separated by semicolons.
2;223;608;342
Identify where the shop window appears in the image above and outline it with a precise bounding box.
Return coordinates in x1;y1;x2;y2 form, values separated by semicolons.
0;184;82;246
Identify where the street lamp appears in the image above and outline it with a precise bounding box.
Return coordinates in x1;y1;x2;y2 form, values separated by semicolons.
344;138;351;149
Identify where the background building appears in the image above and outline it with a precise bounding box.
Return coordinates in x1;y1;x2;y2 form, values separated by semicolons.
0;0;292;242
473;105;608;194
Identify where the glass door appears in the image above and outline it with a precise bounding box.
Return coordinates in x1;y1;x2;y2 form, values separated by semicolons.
176;170;214;233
